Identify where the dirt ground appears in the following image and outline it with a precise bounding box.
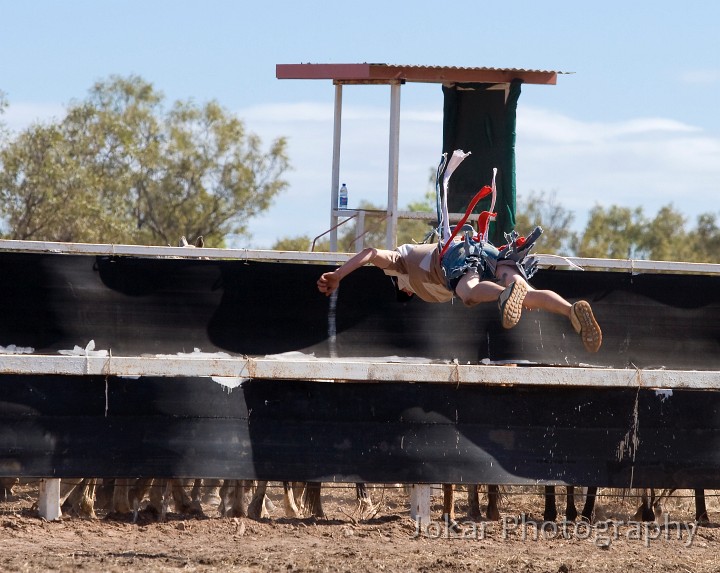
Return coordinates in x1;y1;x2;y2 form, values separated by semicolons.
2;482;720;573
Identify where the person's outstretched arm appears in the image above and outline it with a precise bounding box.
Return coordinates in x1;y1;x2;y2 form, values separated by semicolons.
317;247;394;296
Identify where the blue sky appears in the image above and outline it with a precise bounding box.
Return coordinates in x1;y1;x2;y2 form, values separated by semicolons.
2;1;719;248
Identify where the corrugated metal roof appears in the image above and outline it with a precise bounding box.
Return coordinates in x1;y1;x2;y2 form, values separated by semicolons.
276;63;564;85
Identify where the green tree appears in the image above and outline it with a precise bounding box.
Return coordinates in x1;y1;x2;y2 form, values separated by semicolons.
272;235;329;252
638;204;693;261
571;203;719;262
572;205;648;259
0;76;290;246
687;212;720;263
514;191;576;255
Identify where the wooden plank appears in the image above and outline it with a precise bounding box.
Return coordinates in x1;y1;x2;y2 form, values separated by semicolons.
0;238;349;264
1;238;719;275
0;354;719;390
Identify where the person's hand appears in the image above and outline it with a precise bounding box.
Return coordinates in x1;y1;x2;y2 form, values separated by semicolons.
317;271;340;296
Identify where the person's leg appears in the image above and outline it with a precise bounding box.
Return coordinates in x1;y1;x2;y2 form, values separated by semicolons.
495;263;571;317
455;271;504;306
524;289;571;317
494;263;602;352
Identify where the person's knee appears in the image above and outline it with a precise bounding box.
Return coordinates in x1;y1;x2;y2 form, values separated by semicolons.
496;267;516;286
454;273;474;303
497;273;512;287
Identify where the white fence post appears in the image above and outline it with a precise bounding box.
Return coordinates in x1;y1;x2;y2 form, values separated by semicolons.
38;478;61;520
409;484;431;530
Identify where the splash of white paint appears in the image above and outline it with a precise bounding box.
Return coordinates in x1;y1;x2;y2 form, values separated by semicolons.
655;389;673;401
0;344;34;354
212;376;249;392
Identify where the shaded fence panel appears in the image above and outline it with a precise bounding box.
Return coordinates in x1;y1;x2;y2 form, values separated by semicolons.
0;252;717;369
1;375;719;488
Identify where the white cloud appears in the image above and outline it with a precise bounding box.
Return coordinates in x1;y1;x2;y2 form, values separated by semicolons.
520;107;699;144
517;106;720;230
679;69;720;85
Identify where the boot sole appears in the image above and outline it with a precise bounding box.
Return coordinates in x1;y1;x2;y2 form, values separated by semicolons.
499;280;528;329
571;301;602;353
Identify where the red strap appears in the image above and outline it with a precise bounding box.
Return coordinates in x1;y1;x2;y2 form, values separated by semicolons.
440;185;494;259
473;211;497;242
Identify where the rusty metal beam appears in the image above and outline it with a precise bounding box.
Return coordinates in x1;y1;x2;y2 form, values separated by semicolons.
276;63;560;85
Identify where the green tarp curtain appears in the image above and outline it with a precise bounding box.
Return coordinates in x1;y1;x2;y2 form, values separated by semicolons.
441;79;522;245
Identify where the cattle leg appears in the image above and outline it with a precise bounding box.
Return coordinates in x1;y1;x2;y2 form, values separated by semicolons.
544;486;579;521
128;478;154;514
441;484;455;523
303;481;325;518
565;486;579;521
695;489;709;523
632;489;656;522
441;483;463;532
282;482;302;517
581;487;597;521
189;478;220;510
149;479;169;516
218;479;249;517
467;484;482;520
190;478;202;501
94;479;113;510
285;481;331;518
189;479;204;514
645;488;657;521
59;478;83;507
646;488;710;524
651;488;675;520
62;478;97;518
543;486;558;521
169;479;194;514
1;478;18;501
135;479;167;519
218;479;232;517
159;480;174;522
292;482;308;515
355;482;374;519
77;479;97;519
111;478;134;514
486;485;500;520
247;481;270;520
201;479;222;506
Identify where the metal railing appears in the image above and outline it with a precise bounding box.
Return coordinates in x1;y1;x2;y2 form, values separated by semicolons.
313;208;481;253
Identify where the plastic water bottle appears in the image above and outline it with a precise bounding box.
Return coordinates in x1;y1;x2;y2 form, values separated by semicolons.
338;183;348;209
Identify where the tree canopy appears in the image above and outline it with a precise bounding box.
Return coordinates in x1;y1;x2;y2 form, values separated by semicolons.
571;203;719;262
0;76;290;246
514;191;576;255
